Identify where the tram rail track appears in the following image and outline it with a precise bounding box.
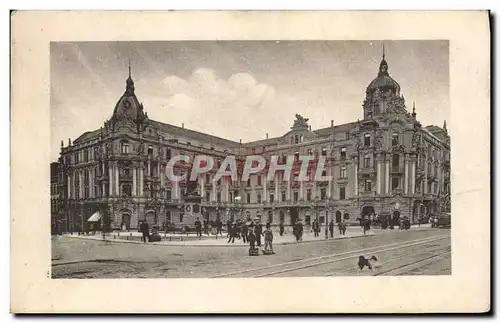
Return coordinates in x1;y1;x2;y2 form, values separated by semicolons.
210;234;449;278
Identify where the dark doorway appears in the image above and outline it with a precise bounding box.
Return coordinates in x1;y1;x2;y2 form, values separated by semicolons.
335;210;342;223
121;213;131;230
361;205;375;218
290;207;299;225
392;211;401;226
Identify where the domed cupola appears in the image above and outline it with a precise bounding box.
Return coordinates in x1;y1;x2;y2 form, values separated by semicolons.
109;61;148;132
366;48;401;96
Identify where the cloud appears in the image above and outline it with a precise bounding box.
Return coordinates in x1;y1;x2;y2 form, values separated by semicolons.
143;68;290;141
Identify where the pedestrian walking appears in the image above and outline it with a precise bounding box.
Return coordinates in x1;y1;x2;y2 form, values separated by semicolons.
264;223;275;254
241;221;248;243
140;220;150;243
216;218;223;236
329;220;334;238
194;217;202;238
254;221;263;247
227;222;236;243
279;219;285;236
247;226;256;251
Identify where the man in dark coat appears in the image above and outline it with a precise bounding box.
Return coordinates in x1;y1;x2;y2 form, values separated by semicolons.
329;220;335;238
140;220;150;243
279;220;285;236
227;222;238;243
241;221;248;243
254;221;263;247
247;226;256;250
216;218;223;236
194;217;202;238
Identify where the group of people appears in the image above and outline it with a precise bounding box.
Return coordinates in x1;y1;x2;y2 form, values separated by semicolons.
194;218;224;238
225;219;274;254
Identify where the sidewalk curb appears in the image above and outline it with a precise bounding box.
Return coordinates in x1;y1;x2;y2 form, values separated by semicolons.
64;232;375;248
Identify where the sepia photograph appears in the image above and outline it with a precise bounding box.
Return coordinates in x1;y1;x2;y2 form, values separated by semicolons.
50;40;451;279
11;11;490;313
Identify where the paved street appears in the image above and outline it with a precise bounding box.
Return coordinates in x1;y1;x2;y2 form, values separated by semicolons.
52;227;450;278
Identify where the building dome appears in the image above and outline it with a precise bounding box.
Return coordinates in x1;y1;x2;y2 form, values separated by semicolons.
366;56;400;95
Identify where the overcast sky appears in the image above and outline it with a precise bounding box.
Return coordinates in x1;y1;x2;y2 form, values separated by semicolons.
50;40;449;161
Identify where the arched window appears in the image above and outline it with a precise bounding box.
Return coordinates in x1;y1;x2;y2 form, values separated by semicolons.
364;134;371;146
392;133;399;146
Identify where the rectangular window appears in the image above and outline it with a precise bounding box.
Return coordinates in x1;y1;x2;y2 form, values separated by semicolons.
148;146;153;156
392;133;399;146
322;148;327;156
293;191;299;202
319;216;325;224
364;154;371;168
281;191;286;202
166;190;172;201
393;154;400;168
166;148;171;159
206;191;211;201
307;189;312;201
257;194;261;203
247;194;251;204
364;134;371;146
247;178;251;187
257;176;262;186
365;179;372;191
392;177;399;190
229;192;233;202
217;192;221;202
340;147;347;160
340;187;346;200
320;188;326;200
340;166;347;179
270;193;274;203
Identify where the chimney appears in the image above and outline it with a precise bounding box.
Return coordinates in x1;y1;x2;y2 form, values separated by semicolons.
266;133;269;139
182;123;184;129
331;120;334;127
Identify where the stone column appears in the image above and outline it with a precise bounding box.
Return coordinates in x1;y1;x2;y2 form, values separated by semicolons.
67;174;71;198
424;157;428;193
385;159;390;195
139;163;144;196
263;175;267;201
201;176;205;198
109;163;113;196
225;178;229;202
411;158;416;195
275;174;279;201
376;156;382;195
132;167;137;197
89;169;94;198
79;171;83;198
404;155;409;194
160;164;164;188
354;158;358;196
115;162;120;196
299;180;303;200
287;176;291;201
148;161;151;178
327;163;332;198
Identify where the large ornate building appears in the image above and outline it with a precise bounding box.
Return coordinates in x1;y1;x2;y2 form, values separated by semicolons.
53;52;451;232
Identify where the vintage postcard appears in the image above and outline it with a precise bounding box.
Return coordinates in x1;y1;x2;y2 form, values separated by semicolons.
11;11;490;313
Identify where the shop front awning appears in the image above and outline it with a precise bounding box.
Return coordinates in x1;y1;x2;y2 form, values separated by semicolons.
87;211;102;222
